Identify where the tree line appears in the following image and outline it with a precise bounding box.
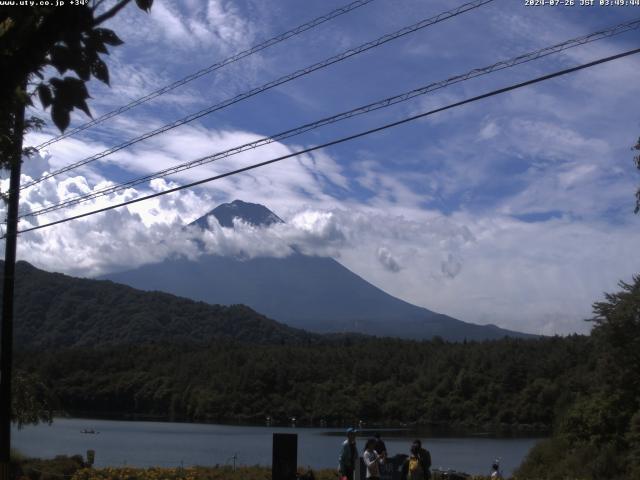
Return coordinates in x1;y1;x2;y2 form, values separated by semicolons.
515;275;640;479
17;334;591;432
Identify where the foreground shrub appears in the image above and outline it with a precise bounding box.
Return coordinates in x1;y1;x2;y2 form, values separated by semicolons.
15;454;86;480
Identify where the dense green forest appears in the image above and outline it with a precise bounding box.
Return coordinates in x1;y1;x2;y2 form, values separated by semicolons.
514;276;640;479
6;261;323;348
17;335;591;431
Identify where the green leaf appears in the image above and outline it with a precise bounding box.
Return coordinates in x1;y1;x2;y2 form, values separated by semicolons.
49;45;72;74
49;77;92;121
76;99;92;118
49;78;63;90
135;0;154;12
51;103;70;132
63;77;91;112
37;84;53;109
90;58;109;85
86;31;109;55
94;28;123;46
74;52;91;81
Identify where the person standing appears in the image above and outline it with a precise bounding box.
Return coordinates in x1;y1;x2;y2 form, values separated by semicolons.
373;432;387;457
363;438;384;480
338;427;358;480
490;462;503;479
401;441;431;480
414;440;431;479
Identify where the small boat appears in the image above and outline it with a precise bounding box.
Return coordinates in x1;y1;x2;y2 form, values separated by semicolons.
80;429;99;434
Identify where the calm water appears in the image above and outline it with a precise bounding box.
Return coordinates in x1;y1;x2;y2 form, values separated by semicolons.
14;418;543;477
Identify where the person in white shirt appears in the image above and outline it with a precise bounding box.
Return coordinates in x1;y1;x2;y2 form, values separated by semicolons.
363;437;385;480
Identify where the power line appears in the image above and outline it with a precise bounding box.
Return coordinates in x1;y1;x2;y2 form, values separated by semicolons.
13;47;640;237
33;0;377;150
21;0;495;190
18;17;640;220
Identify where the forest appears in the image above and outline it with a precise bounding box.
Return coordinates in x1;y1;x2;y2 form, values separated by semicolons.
515;276;640;479
6;260;324;348
16;335;591;431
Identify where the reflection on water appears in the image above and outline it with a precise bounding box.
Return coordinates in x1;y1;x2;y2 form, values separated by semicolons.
14;418;543;477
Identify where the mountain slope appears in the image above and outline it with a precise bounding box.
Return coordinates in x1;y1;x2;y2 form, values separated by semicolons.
192;199;283;229
4;260;319;349
104;200;534;341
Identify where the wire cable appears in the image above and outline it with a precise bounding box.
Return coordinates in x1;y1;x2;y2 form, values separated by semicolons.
12;47;640;237
18;17;640;220
21;0;495;190
33;0;377;150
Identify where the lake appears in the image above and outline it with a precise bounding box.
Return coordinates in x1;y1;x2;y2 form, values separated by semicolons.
13;418;543;477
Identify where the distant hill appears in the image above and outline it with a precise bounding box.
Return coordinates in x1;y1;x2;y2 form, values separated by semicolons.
103;200;535;341
4;260;320;350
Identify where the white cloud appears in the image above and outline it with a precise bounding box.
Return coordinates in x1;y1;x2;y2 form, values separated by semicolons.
478;120;500;140
377;246;402;273
441;252;461;278
102;0;254;53
25;122;356;225
205;0;256;52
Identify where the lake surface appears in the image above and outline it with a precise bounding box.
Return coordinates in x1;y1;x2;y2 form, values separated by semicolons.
14;418;543;477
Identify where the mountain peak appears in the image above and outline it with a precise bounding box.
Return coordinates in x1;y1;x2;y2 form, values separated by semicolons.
191;200;283;229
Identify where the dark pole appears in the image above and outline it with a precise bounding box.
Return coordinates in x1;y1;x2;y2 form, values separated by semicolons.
0;94;25;480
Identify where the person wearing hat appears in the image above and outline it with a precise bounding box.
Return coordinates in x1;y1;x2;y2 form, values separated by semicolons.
338;427;359;480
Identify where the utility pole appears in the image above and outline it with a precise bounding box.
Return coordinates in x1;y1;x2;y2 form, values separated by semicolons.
0;94;25;480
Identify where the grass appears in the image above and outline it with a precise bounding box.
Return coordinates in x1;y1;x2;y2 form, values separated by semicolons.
11;455;497;480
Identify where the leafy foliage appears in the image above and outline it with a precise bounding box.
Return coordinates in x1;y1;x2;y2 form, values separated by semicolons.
515;276;640;479
72;465;346;480
17;335;592;431
12;370;56;429
67;465;491;480
13;454;87;480
6;261;320;349
0;0;153;167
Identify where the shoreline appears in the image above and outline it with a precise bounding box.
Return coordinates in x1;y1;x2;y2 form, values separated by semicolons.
39;414;550;438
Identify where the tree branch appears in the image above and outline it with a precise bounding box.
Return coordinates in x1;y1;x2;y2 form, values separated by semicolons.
93;0;132;26
92;0;108;11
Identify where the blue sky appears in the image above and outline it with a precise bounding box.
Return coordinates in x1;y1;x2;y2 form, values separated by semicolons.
8;0;640;335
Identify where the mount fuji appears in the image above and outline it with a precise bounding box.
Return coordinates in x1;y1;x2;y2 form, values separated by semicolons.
103;200;533;341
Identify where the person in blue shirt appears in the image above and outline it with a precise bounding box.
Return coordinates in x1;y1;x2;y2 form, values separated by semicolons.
338;427;358;480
